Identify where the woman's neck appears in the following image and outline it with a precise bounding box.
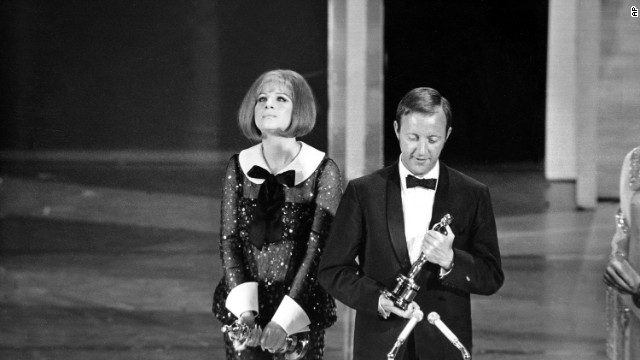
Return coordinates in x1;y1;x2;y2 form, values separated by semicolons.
261;136;301;173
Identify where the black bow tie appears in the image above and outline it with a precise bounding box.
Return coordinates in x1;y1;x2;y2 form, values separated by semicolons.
246;166;295;249
406;175;437;190
247;166;295;187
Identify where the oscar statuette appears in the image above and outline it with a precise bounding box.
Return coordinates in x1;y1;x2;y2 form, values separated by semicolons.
382;214;453;310
222;321;309;359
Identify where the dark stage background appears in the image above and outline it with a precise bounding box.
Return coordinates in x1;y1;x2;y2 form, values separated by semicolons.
384;0;548;165
1;0;328;153
2;0;547;165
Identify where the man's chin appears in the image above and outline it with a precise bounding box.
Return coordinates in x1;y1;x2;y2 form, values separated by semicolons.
408;165;430;176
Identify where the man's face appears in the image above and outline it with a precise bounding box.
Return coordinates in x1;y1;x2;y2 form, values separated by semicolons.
394;109;450;176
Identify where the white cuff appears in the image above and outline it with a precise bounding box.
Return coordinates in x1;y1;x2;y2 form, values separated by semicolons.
439;266;453;279
439;257;454;279
271;296;310;334
225;282;259;318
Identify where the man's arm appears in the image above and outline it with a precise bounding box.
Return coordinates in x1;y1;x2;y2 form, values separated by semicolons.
318;181;383;317
440;186;504;295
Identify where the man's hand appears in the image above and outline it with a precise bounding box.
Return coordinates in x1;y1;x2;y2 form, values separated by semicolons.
379;295;421;319
604;255;640;295
260;321;288;353
422;224;455;270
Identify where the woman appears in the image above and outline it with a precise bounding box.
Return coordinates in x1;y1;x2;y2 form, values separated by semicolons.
213;69;342;359
603;146;640;359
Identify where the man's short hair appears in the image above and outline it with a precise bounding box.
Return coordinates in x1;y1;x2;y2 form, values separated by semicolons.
395;87;452;130
238;69;316;141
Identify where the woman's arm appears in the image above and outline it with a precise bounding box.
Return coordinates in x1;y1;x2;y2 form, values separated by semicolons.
603;147;640;301
291;158;342;300
270;159;343;333
219;156;258;318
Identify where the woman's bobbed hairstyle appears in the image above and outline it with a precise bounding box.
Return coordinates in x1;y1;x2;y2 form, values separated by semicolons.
238;69;317;141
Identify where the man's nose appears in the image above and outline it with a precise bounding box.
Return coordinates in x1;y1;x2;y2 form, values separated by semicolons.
416;140;428;154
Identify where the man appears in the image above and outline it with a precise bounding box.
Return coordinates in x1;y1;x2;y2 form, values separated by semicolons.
318;87;504;359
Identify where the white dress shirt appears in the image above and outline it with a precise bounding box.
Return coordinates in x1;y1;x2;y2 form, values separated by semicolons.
378;158;450;318
398;157;440;264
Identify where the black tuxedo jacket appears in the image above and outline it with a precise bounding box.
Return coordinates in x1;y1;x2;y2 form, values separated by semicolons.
318;162;504;360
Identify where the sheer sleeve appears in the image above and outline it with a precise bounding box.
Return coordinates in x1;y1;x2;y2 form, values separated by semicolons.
288;158;343;305
219;155;249;289
610;209;629;257
611;148;638;257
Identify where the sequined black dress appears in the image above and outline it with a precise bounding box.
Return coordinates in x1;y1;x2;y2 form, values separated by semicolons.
213;148;342;359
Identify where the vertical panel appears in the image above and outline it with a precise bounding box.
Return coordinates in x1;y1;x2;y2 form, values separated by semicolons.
545;0;578;180
364;2;385;176
328;1;384;359
546;0;600;208
597;0;640;199
328;0;384;181
344;0;369;180
575;0;600;208
328;0;348;176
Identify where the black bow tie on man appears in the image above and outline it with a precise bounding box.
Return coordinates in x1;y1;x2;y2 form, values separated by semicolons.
406;175;437;190
247;165;295;249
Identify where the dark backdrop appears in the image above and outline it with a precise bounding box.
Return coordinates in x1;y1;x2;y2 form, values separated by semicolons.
384;0;548;165
2;0;547;165
1;0;328;153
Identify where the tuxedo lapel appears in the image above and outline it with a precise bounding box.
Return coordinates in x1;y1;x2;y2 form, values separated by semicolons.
430;163;450;229
386;163;411;270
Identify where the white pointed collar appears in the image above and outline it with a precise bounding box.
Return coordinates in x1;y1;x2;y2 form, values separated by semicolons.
239;141;326;186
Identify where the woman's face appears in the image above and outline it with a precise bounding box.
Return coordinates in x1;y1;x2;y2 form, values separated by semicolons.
254;81;293;138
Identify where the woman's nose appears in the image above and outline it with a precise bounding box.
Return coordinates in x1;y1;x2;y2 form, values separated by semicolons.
264;97;275;108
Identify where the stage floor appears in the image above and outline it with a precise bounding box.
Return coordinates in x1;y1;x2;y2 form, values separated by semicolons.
0;160;616;359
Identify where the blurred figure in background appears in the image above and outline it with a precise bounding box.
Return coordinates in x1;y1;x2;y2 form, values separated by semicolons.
212;69;342;359
604;146;640;359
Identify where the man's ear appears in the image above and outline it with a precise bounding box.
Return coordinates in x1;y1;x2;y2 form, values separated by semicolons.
445;127;452;141
394;121;400;139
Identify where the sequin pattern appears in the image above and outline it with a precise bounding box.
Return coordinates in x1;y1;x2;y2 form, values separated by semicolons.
213;154;342;359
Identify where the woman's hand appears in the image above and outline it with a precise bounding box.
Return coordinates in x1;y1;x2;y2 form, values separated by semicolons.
260;321;288;353
239;311;256;327
604;255;640;295
231;311;261;350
